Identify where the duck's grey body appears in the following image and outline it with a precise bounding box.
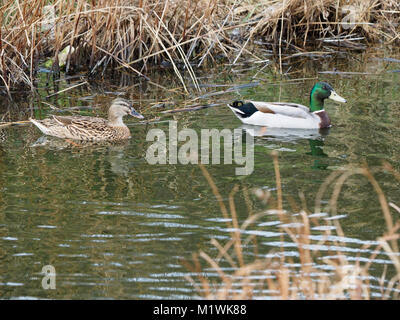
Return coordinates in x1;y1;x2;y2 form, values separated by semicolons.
228;101;327;129
228;82;346;129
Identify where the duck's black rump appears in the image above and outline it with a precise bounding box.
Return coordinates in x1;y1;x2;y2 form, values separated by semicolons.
229;101;258;118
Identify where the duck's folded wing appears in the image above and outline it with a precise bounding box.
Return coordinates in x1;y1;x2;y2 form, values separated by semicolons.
248;101;311;119
52;115;107;129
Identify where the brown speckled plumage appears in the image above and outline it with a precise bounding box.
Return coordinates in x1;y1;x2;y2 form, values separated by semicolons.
30;98;144;141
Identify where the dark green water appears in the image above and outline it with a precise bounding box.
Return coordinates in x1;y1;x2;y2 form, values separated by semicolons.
0;50;400;299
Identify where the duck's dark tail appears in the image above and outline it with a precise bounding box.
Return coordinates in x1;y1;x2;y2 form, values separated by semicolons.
227;100;258;119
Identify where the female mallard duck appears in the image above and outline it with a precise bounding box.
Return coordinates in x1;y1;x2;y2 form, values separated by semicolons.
29;98;144;141
228;82;346;129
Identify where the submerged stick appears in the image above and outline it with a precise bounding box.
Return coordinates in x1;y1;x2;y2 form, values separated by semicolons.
46;81;88;98
189;82;259;102
161;103;222;114
0;120;31;129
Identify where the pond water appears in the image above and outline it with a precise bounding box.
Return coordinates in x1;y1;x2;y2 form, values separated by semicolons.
0;49;400;299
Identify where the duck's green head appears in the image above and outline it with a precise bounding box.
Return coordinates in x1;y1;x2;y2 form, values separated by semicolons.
310;82;346;112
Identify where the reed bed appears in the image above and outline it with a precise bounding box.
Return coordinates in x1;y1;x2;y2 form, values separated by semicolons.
184;154;400;299
0;0;230;93
236;0;400;45
1;0;400;93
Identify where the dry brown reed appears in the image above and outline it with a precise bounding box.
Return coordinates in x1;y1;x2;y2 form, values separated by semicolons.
235;0;400;48
0;0;233;93
1;0;400;93
185;156;400;299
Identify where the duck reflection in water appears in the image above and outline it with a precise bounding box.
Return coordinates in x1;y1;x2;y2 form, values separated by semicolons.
240;125;330;170
306;138;329;170
30;135;133;176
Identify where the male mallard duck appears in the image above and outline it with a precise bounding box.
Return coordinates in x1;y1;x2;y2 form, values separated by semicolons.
228;82;346;129
29;98;144;141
